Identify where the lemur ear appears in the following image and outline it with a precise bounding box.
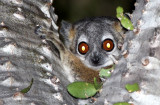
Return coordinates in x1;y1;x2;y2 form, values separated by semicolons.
59;20;73;48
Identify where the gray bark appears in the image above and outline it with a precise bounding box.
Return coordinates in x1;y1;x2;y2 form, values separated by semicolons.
0;0;76;105
0;0;160;105
95;0;160;105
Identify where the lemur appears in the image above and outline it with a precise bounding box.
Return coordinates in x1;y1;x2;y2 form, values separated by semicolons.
36;17;124;83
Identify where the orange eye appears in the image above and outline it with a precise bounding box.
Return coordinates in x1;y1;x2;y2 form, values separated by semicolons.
102;39;114;52
78;42;89;54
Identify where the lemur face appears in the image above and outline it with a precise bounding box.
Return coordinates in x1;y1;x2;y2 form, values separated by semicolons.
60;17;123;70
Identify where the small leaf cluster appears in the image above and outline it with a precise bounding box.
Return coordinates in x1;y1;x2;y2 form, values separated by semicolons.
116;6;134;30
67;65;115;99
114;83;140;105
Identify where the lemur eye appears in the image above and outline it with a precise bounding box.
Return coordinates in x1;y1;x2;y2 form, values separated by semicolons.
78;42;89;54
102;39;114;52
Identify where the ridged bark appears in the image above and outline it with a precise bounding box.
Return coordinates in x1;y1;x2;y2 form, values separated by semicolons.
0;0;76;105
95;0;160;105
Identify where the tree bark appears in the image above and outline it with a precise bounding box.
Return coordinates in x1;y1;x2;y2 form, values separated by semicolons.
0;0;76;105
95;0;160;105
0;0;160;105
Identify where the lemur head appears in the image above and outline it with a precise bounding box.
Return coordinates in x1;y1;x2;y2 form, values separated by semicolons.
59;17;124;70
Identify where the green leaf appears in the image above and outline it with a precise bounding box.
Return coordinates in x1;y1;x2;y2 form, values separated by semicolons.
94;77;102;90
121;17;134;30
125;83;140;93
67;81;97;99
114;102;130;105
116;6;124;14
20;78;33;94
99;65;115;78
116;14;123;19
99;69;111;78
116;6;134;30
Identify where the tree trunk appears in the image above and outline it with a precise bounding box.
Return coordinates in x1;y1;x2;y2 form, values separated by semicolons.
95;0;160;105
0;0;76;105
0;0;160;105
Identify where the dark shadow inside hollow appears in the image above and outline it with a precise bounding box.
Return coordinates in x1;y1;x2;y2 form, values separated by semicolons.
53;0;136;25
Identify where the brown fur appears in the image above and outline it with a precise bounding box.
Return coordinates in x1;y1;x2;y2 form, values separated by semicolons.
68;28;76;53
41;28;101;83
65;51;101;83
69;28;75;42
113;21;123;33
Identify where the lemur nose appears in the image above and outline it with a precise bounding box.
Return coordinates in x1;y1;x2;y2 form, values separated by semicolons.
91;52;101;65
91;57;100;64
